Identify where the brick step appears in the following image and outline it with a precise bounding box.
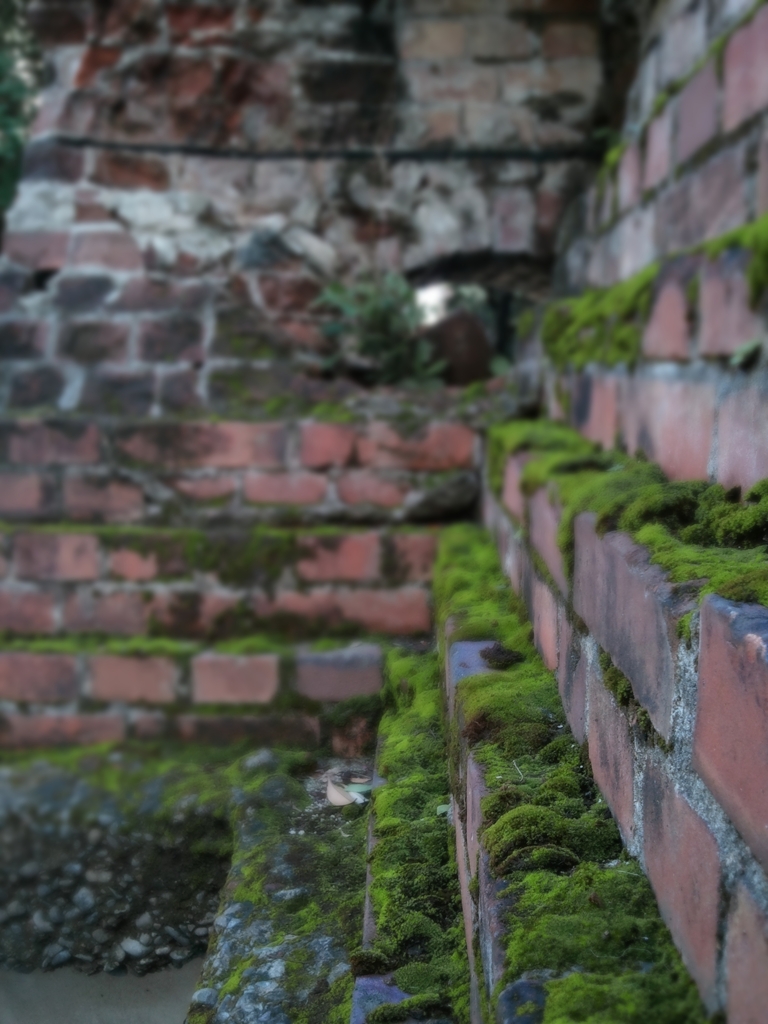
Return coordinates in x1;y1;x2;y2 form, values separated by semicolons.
484;435;768;1017
0;639;384;749
0;524;435;638
0;417;480;526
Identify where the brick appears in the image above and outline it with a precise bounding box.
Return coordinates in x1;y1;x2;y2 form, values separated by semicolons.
297;533;380;583
110;548;158;581
295;643;382;701
10;366;64;409
14;533;100;581
467;18;535;60
81;372;154;416
21;139;84;183
337;471;407;508
331;715;376;757
587;670;635;841
110;277;209;313
725;885;768;1024
643;107;672;191
717;385;768;491
759;126;768;215
59;321;129;363
465;753;488;878
116;422;286;470
542;22;598;59
356;421;476;471
160;370;202;413
254;589;341;629
621;377;714;481
400;20;466;60
300;422;355;469
617;144;641;213
557;609;585;743
694;596;768;870
91;151;170;190
0;714;126;748
336;587;431;634
676;61;719;166
0;591;56;633
69;231;143;271
258;275;321;315
501;453;529;522
527;488;567;595
90;656;177;704
657;147;746;254
63;591;148;634
0;266;29;314
170;476;237;502
0;472;44;515
167;4;234;41
389;532;437;583
192;654;280;704
0;320;45;361
698;255;764;358
492;188;536;254
74;45;121;87
54;275;115;313
243;471;327;505
131;712;166;739
723;5;768;132
175;713;319;747
573;513;695;739
531;575;558;671
643;766;720;1009
8;422;100;465
139;315;204;362
404;63;497;104
570;372;618;450
4;232;69;272
64;477;145;522
642;281;690;360
0;653;79;702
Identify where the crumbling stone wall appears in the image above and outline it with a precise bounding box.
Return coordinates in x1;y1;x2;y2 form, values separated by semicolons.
0;0;604;416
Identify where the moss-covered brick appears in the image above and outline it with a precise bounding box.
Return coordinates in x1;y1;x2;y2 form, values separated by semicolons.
433;525;707;1023
488;420;768;607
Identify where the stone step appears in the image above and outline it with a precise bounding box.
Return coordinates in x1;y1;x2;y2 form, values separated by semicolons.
0;639;384;749
0;416;480;527
0;524;436;639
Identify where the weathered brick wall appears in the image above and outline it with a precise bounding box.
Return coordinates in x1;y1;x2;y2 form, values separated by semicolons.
532;0;768;498
487;454;768;1021
0;0;605;416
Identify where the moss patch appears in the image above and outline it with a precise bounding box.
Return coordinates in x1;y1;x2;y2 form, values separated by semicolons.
488;422;768;607
541;264;658;373
365;646;470;1022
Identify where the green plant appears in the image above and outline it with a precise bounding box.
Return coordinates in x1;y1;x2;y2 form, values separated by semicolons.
317;273;445;385
0;0;36;213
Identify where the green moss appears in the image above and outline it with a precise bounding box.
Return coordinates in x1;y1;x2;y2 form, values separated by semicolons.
491;422;768;608
366;646;470;1021
432;526;707;1023
308;401;357;423
515;309;537;340
541;264;659;372
487;420;597;504
701;211;768;307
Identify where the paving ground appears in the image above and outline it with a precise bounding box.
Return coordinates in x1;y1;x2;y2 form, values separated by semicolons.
0;961;203;1024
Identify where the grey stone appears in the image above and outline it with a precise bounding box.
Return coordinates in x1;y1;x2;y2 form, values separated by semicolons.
120;937;148;958
192;987;220;1008
73;887;96;912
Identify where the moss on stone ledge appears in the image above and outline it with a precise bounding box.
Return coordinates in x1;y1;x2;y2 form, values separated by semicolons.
365;646;470;1022
433;526;707;1024
541;264;658;373
488;421;768;606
